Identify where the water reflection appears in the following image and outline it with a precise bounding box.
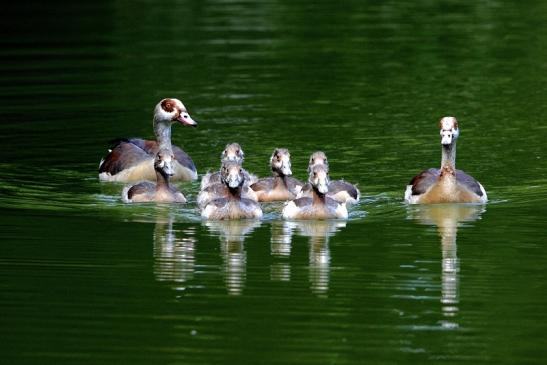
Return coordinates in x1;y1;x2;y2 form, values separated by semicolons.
271;220;347;296
204;220;262;296
153;211;197;291
408;204;485;328
270;222;293;282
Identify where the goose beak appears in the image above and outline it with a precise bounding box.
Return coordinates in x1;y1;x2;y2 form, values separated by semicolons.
317;178;329;194
176;112;198;127
163;161;175;176
227;174;242;188
281;159;292;176
441;134;452;145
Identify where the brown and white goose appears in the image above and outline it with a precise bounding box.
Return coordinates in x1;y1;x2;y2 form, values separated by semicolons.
404;117;487;204
122;149;186;203
201;161;263;220
282;164;348;220
297;151;360;205
200;143;257;190
250;148;303;202
99;98;198;182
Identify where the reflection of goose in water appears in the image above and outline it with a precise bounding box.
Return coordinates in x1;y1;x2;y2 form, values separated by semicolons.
152;212;197;289
204;220;262;296
271;220;346;296
408;204;485;328
270;221;295;282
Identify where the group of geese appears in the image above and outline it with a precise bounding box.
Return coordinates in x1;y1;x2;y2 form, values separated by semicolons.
99;98;488;220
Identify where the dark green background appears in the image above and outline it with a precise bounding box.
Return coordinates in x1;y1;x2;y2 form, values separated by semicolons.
1;1;546;364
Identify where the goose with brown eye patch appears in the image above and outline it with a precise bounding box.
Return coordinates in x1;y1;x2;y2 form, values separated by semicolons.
404;116;487;204
250;148;304;202
298;151;360;205
99;98;199;183
121;148;187;204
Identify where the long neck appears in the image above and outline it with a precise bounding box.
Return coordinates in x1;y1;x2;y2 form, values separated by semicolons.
154;119;173;150
441;141;456;169
273;173;287;188
227;185;242;198
312;186;326;203
155;170;170;190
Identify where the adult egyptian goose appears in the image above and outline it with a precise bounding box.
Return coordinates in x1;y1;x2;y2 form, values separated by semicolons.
250;148;303;202
122;149;186;203
404;117;487;204
282;164;348;220
99;98;198;182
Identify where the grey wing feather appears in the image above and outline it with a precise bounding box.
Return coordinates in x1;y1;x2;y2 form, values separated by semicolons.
172;146;197;173
409;168;439;196
250;177;275;192
99;141;151;175
127;181;155;199
456;169;484;197
329;180;360;200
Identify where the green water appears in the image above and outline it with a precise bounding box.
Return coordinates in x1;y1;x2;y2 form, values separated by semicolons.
2;1;547;364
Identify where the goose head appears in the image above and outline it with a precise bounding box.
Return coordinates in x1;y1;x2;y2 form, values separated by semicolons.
221;143;244;164
154;98;198;127
308;151;329;173
309;164;330;194
221;161;244;189
439;116;459;146
270;148;292;176
154;149;176;177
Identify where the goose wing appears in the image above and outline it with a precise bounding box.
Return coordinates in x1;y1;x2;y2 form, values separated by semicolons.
409;168;440;196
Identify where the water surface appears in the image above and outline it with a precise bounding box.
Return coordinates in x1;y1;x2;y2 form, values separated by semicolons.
1;1;547;364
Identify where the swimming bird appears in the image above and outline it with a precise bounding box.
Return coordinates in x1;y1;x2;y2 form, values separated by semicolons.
282;164;348;220
250;148;303;202
200;143;257;189
297;151;360;205
197;160;258;208
99;98;198;182
122;149;187;203
201;161;263;220
404;116;487;204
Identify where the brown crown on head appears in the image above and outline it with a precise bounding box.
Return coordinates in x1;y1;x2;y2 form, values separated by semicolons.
161;98;176;113
439;116;459;130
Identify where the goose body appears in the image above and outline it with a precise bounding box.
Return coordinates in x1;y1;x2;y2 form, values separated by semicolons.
197;159;258;208
297;151;360;205
200;143;257;189
283;164;348;220
251;148;303;202
201;161;262;220
100;98;198;182
405;117;487;204
122;149;187;204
